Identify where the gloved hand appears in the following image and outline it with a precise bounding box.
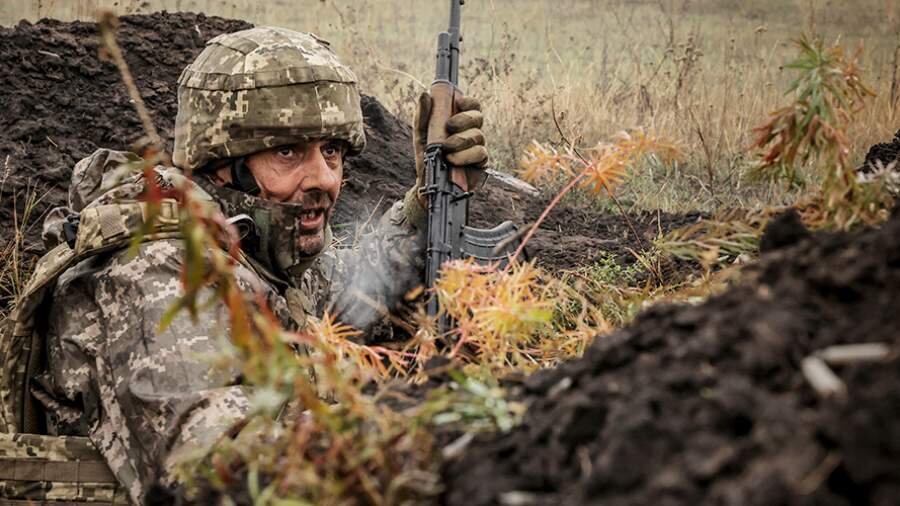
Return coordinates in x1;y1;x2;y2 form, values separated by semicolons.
411;91;489;201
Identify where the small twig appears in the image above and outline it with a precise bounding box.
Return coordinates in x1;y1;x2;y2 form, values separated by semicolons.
552;100;653;256
372;61;427;90
498;491;539;506
796;451;842;495
891;41;900;109
1;155;10;195
605;188;661;284
37;50;61;60
491;220;535;256
801;343;892;402
441;432;475;460
508;173;585;263
11;193;20;298
688;107;719;206
352;195;385;245
801;355;847;401
818;343;892;365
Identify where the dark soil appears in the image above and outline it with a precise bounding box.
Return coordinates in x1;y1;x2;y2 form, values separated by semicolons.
0;11;698;289
443;209;900;506
0;13;252;265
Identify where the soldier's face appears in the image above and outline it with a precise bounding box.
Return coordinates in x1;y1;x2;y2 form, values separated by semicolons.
245;139;346;255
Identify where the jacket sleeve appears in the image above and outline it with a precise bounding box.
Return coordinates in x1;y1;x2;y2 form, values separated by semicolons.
35;238;276;504
301;197;426;337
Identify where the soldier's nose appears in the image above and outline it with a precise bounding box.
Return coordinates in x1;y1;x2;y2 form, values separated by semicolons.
300;149;340;195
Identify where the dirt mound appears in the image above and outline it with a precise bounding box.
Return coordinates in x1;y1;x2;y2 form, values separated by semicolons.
516;202;702;273
443;210;900;505
0;11;697;287
0;13;251;259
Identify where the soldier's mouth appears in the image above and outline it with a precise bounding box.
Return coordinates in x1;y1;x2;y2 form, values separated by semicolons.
298;208;326;230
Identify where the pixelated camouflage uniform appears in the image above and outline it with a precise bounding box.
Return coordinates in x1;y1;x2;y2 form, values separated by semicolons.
1;28;426;504
0;432;126;503
30;153;422;505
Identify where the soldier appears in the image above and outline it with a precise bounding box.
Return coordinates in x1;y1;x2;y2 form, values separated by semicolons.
3;27;488;504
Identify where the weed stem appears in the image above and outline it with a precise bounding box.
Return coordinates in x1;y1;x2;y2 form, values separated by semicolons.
508;171;585;264
97;10;166;158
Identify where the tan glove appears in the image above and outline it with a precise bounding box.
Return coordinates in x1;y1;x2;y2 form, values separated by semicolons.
412;91;489;196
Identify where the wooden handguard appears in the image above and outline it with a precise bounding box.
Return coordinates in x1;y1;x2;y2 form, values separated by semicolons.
427;81;469;192
427;81;453;145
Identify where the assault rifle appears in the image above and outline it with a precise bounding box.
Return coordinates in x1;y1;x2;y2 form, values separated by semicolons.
422;0;521;333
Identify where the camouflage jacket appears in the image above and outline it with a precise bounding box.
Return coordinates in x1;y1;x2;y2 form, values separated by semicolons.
30;149;425;503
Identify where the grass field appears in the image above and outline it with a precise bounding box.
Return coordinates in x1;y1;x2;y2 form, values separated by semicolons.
3;0;900;212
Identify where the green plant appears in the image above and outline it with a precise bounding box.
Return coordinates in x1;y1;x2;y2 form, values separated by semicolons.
430;259;597;372
654;34;891;281
751;34;887;228
416;370;524;434
513;129;681;263
654;210;765;269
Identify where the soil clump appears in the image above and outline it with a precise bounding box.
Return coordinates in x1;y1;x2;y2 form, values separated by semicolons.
443;209;900;506
0;11;697;294
0;12;252;270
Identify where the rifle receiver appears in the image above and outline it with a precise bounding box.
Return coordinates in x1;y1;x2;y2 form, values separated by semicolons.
424;0;523;335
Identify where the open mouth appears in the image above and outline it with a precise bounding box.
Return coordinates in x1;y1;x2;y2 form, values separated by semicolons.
298;208;326;230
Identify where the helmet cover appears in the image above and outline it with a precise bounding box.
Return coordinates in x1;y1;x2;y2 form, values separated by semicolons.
173;26;366;171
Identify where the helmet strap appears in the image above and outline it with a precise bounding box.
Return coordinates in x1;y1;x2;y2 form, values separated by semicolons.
226;157;262;196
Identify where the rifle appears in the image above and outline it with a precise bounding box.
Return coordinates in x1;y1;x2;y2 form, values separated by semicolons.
422;0;521;334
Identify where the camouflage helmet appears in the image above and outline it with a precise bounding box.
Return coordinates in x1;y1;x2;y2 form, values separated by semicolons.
173;27;366;171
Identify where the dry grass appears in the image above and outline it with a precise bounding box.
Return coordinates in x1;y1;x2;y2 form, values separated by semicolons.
0;183;48;317
4;0;899;214
302;0;898;215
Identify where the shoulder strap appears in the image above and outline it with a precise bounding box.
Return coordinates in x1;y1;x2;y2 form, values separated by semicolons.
0;432;127;504
0;199;182;433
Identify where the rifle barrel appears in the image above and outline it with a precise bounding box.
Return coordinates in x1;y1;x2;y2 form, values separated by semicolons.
435;32;451;82
448;0;462;85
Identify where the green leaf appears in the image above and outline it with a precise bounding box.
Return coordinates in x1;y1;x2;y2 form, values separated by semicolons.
158;298;185;331
248;463;260;500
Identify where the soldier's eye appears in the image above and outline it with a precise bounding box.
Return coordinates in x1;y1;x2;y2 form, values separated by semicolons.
277;147;295;158
322;142;344;159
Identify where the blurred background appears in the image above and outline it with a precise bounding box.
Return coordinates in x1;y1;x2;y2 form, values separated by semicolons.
2;0;898;212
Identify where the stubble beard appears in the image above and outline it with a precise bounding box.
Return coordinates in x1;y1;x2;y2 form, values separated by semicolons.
295;207;333;256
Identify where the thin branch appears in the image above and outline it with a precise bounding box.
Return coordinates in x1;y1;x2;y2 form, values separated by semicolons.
96;10;167;161
546;99;663;284
508;171;586;263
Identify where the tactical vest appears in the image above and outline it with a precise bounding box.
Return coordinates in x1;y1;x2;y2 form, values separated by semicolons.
0;198;183;505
